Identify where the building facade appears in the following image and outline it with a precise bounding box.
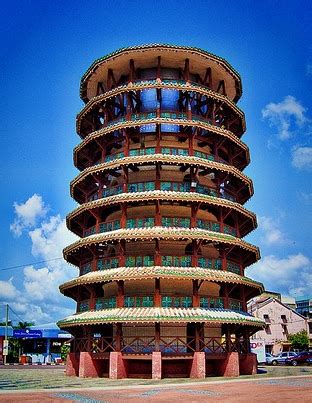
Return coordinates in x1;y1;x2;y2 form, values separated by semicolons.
58;44;264;378
296;296;312;348
249;297;307;355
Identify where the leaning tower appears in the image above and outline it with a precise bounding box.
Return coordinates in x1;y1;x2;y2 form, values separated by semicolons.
58;44;264;379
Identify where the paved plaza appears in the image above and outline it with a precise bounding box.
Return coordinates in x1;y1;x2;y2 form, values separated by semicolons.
0;365;312;401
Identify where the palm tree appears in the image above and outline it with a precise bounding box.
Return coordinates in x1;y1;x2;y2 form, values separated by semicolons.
17;321;35;329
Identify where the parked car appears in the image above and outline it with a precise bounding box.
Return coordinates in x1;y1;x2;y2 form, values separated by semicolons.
285;351;312;366
269;351;298;366
306;357;312;365
266;353;277;365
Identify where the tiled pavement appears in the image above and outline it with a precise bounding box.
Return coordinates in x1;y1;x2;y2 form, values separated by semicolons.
1;366;312;402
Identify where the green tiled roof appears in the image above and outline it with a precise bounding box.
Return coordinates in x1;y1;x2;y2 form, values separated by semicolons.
66;190;256;227
63;227;260;262
70;154;253;196
80;44;241;89
60;265;264;294
57;307;264;328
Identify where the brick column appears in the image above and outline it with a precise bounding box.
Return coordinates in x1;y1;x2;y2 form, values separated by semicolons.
152;352;162;379
215;352;239;377
109;352;128;379
65;353;79;376
78;352;102;378
190;352;206;379
239;353;257;375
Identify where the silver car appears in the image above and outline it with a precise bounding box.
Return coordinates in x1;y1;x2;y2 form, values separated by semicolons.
266;353;277;365
269;351;297;366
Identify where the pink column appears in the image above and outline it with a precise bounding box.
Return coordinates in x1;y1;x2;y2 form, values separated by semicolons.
78;352;101;378
152;352;162;379
239;353;257;375
215;352;239;377
109;352;128;379
65;352;79;376
190;352;206;379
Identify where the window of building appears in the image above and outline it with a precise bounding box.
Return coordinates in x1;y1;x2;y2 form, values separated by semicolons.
265;325;271;335
282;324;288;335
263;314;270;323
281;314;287;323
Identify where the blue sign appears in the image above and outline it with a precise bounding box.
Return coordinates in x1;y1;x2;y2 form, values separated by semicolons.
13;329;42;338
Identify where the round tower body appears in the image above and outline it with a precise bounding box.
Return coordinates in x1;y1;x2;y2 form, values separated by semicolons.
58;45;264;379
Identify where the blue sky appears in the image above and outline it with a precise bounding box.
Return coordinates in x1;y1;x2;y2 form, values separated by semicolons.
1;0;311;324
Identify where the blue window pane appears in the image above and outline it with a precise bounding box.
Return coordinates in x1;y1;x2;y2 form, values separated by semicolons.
141;89;157;112
161;89;179;110
161;124;179;132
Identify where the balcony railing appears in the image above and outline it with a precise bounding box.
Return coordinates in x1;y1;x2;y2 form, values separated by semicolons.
226;261;241;274
78;295;244;312
125;256;155;267
83;217;237;238
98;147;229;167
72;335;248;354
94;110;234;134
80;256;243;274
87;180;237;202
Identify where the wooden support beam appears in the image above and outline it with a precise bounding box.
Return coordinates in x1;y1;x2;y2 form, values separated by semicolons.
116;323;122;352
203;67;212;88
117;280;125;308
184;58;190;81
123;129;130;157
155;322;160;352
224;245;236;258
156;163;161;190
107;68;117;90
155;200;161;226
129;59;135;82
155;278;161;307
120;203;127;228
96;82;105;95
192;279;200;308
119;240;126;267
224;283;229;309
216;80;227;96
157;56;161;79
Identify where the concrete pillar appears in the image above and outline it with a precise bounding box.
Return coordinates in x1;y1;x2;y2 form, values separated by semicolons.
215;352;239;377
65;352;79;376
152;352;162;379
109;352;127;379
79;352;101;378
190;352;206;379
239;353;257;375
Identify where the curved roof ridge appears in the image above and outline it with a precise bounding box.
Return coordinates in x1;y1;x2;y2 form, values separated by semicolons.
81;43;241;85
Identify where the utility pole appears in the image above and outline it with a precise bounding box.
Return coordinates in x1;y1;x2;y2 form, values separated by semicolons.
3;304;9;364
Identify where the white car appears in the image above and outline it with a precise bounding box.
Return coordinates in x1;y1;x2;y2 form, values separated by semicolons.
270;351;297;366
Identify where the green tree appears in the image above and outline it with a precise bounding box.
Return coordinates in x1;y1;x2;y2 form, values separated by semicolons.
288;330;309;351
61;343;71;361
16;321;35;329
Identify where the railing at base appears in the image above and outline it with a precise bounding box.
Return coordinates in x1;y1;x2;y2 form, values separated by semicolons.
72;336;249;354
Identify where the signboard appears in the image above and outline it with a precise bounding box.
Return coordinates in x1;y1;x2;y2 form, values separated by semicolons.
250;339;266;363
3;340;9;356
58;332;71;339
13;329;42;339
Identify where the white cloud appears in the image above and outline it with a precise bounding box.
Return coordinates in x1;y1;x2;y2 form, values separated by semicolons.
262;96;307;140
29;214;76;259
248;253;312;297
10;194;49;237
258;215;289;246
0;278;20;300
292;146;312;170
3;194;78;324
